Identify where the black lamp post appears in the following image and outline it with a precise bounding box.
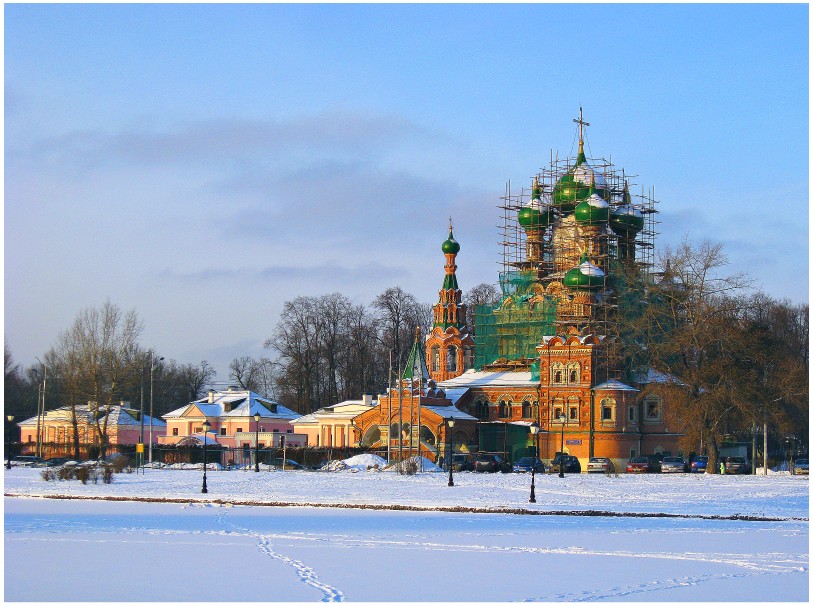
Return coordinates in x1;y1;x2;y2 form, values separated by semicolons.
254;412;261;472
447;418;455;487
529;423;540;503
6;415;14;469
201;420;210;494
558;414;566;478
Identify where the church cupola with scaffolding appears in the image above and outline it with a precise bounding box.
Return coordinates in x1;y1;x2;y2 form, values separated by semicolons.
426;221;475;382
473;107;658;380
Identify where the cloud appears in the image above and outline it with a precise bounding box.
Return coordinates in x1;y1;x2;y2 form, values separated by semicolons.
8;110;437;172
158;261;410;287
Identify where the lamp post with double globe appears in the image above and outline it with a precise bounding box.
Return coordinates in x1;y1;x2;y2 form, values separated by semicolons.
6;415;14;469
447;418;455;487
201;420;210;494
254;412;261;472
529;423;540;503
558;414;567;478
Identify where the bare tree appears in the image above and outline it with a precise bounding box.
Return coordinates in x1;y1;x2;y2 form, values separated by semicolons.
645;238;752;472
48;301;143;458
463;282;500;336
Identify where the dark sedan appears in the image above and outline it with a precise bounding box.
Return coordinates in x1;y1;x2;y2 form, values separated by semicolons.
793;458;809;475
548;455;581;474
474;453;510;473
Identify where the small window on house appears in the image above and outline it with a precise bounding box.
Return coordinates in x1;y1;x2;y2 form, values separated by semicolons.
236;427;243;433
273;429;279;433
645;398;661;421
630;448;637;458
286;429;293;433
553;406;564;421
172;428;179;436
554;370;563;383
522;400;532;418
602;405;613;421
431;347;440;372
220;428;227;435
629;407;636;422
391;423;399;436
569;406;579;421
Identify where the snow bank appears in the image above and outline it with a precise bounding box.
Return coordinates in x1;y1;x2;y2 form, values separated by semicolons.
343;454;387;469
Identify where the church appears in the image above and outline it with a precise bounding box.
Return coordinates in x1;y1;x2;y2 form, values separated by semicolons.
353;111;681;469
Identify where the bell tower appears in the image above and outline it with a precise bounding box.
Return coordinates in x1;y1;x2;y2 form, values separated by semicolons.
426;220;475;382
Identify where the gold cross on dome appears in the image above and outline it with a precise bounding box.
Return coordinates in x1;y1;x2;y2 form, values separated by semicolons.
573;106;590;143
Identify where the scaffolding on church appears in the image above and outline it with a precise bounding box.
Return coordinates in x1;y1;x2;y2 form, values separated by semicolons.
474;134;659;383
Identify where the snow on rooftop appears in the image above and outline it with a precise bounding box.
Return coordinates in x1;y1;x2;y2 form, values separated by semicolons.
438;369;537;388
594;379;639;392
421;405;477;421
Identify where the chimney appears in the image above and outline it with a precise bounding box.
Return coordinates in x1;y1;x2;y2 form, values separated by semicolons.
362;394;372;407
208;389;216;404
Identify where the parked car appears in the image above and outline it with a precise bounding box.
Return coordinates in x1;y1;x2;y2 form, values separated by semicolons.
587;457;615;474
647;454;665;473
474;453;510;473
451;454;474;472
548;455;581;474
660;456;686;473
11;455;45;467
625;457;651;473
512;457;545;473
724;457;751;475
690;455;709;473
793;458;809;475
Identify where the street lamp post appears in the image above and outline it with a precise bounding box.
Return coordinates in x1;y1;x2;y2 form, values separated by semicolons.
558;414;567;478
6;415;14;469
201;420;210;494
529;423;540;503
254;412;261;472
148;354;164;465
447;418;455;487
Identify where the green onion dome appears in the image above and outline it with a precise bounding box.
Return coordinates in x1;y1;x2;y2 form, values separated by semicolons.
610;182;644;237
518;178;553;229
552;141;609;214
563;253;606;290
574;181;610;225
441;226;460;254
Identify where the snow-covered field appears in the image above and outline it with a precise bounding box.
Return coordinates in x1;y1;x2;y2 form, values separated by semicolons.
4;462;809;602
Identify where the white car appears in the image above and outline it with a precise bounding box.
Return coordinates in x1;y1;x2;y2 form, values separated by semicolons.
587;457;615;474
660;456;686;473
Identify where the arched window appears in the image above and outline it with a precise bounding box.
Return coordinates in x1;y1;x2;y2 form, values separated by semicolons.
431;347;440;372
447;346;458;372
551;362;566;385
522;400;533;418
498;400;510;418
463;347;474;370
567;362;580;384
390;423;399;438
401;423;411;440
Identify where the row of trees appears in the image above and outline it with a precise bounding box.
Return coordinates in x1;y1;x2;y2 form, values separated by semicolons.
5;240;809;463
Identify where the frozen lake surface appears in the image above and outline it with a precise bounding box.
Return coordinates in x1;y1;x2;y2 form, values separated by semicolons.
4;466;809;602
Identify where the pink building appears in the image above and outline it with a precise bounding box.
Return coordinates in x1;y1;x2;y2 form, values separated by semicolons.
17;402;166;453
159;387;306;448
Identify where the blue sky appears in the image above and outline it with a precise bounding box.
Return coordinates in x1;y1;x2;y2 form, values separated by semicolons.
5;3;809;380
